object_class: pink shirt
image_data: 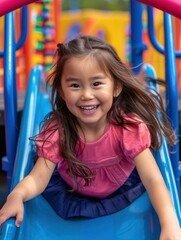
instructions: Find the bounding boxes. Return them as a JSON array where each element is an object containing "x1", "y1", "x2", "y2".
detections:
[{"x1": 36, "y1": 118, "x2": 150, "y2": 199}]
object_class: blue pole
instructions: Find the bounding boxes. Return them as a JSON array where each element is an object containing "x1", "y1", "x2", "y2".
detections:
[
  {"x1": 0, "y1": 6, "x2": 28, "y2": 57},
  {"x1": 147, "y1": 6, "x2": 181, "y2": 57},
  {"x1": 130, "y1": 0, "x2": 147, "y2": 74},
  {"x1": 164, "y1": 13, "x2": 180, "y2": 193},
  {"x1": 4, "y1": 12, "x2": 18, "y2": 191},
  {"x1": 16, "y1": 6, "x2": 28, "y2": 50}
]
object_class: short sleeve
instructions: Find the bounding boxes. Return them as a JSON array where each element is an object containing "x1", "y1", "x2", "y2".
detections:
[
  {"x1": 121, "y1": 121, "x2": 151, "y2": 159},
  {"x1": 35, "y1": 128, "x2": 61, "y2": 164}
]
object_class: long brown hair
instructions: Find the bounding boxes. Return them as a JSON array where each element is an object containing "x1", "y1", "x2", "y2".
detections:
[{"x1": 36, "y1": 35, "x2": 176, "y2": 187}]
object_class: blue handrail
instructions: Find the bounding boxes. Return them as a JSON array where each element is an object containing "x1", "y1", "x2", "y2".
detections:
[
  {"x1": 147, "y1": 6, "x2": 181, "y2": 57},
  {"x1": 164, "y1": 12, "x2": 180, "y2": 193},
  {"x1": 0, "y1": 65, "x2": 45, "y2": 239},
  {"x1": 0, "y1": 6, "x2": 28, "y2": 57},
  {"x1": 2, "y1": 6, "x2": 28, "y2": 191},
  {"x1": 144, "y1": 64, "x2": 181, "y2": 220},
  {"x1": 130, "y1": 1, "x2": 180, "y2": 194},
  {"x1": 3, "y1": 12, "x2": 18, "y2": 191},
  {"x1": 12, "y1": 65, "x2": 44, "y2": 188},
  {"x1": 16, "y1": 6, "x2": 28, "y2": 50}
]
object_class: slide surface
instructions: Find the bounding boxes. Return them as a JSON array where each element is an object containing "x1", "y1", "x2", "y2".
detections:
[{"x1": 0, "y1": 65, "x2": 180, "y2": 240}]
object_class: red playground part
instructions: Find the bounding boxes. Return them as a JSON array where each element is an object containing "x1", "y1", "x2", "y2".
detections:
[
  {"x1": 136, "y1": 0, "x2": 181, "y2": 19},
  {"x1": 0, "y1": 0, "x2": 39, "y2": 16}
]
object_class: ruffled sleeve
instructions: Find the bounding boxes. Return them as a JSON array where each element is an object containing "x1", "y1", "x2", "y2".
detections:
[
  {"x1": 35, "y1": 127, "x2": 61, "y2": 164},
  {"x1": 121, "y1": 121, "x2": 151, "y2": 159}
]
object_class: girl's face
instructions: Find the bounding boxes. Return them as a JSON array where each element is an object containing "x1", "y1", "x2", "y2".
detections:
[{"x1": 60, "y1": 56, "x2": 121, "y2": 130}]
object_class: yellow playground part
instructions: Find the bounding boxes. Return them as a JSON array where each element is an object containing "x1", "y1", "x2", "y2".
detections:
[
  {"x1": 59, "y1": 10, "x2": 165, "y2": 79},
  {"x1": 59, "y1": 10, "x2": 129, "y2": 61}
]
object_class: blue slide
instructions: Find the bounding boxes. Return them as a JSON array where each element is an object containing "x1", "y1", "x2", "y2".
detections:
[{"x1": 0, "y1": 65, "x2": 180, "y2": 240}]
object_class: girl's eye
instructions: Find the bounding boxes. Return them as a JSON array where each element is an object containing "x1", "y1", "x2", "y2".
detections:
[
  {"x1": 70, "y1": 83, "x2": 80, "y2": 88},
  {"x1": 93, "y1": 82, "x2": 102, "y2": 87}
]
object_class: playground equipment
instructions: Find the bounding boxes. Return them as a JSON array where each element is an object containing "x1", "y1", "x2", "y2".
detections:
[
  {"x1": 133, "y1": 0, "x2": 181, "y2": 190},
  {"x1": 0, "y1": 7, "x2": 29, "y2": 191},
  {"x1": 0, "y1": 8, "x2": 29, "y2": 91},
  {"x1": 0, "y1": 0, "x2": 180, "y2": 239},
  {"x1": 0, "y1": 0, "x2": 61, "y2": 91},
  {"x1": 1, "y1": 1, "x2": 180, "y2": 90}
]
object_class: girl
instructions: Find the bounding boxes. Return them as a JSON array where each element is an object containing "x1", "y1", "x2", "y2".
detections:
[{"x1": 0, "y1": 35, "x2": 180, "y2": 239}]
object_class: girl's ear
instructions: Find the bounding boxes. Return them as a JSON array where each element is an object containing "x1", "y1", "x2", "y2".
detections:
[{"x1": 113, "y1": 84, "x2": 122, "y2": 98}]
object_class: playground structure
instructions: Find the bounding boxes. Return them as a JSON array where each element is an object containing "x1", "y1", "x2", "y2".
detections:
[
  {"x1": 0, "y1": 0, "x2": 60, "y2": 91},
  {"x1": 1, "y1": 2, "x2": 181, "y2": 91},
  {"x1": 0, "y1": 0, "x2": 181, "y2": 239}
]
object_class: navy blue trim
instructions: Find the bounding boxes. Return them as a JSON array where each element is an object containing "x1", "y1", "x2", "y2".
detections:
[{"x1": 42, "y1": 168, "x2": 145, "y2": 219}]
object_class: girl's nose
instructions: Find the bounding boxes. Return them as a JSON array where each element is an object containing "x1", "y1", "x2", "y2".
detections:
[{"x1": 80, "y1": 88, "x2": 94, "y2": 100}]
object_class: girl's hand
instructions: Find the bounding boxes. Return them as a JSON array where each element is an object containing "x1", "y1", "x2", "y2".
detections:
[
  {"x1": 0, "y1": 192, "x2": 24, "y2": 227},
  {"x1": 134, "y1": 149, "x2": 181, "y2": 240},
  {"x1": 0, "y1": 158, "x2": 56, "y2": 228},
  {"x1": 160, "y1": 224, "x2": 181, "y2": 240}
]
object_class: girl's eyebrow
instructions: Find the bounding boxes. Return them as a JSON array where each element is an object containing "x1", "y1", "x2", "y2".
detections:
[
  {"x1": 64, "y1": 77, "x2": 80, "y2": 82},
  {"x1": 89, "y1": 75, "x2": 105, "y2": 80},
  {"x1": 64, "y1": 74, "x2": 105, "y2": 82}
]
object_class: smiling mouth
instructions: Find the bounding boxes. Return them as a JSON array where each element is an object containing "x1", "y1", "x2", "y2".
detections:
[{"x1": 80, "y1": 105, "x2": 99, "y2": 112}]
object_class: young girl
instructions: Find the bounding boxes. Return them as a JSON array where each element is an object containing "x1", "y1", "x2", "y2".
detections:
[{"x1": 0, "y1": 35, "x2": 180, "y2": 239}]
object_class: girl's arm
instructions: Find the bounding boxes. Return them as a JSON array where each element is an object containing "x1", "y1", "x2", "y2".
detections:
[
  {"x1": 0, "y1": 157, "x2": 56, "y2": 227},
  {"x1": 134, "y1": 148, "x2": 181, "y2": 240}
]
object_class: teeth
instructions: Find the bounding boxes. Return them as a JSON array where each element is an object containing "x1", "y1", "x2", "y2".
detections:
[{"x1": 80, "y1": 106, "x2": 97, "y2": 111}]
